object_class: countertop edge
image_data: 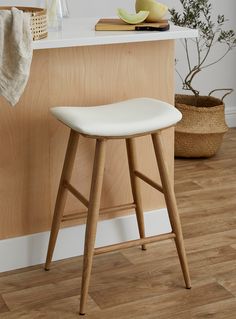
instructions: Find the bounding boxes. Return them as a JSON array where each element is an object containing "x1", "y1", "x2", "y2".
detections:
[{"x1": 32, "y1": 18, "x2": 198, "y2": 50}]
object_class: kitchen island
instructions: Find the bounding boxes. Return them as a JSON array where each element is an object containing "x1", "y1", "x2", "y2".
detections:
[{"x1": 0, "y1": 18, "x2": 197, "y2": 268}]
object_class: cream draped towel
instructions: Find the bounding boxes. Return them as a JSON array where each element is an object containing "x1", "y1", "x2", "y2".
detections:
[{"x1": 0, "y1": 7, "x2": 33, "y2": 106}]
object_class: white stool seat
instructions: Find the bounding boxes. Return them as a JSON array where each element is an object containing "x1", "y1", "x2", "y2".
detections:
[
  {"x1": 46, "y1": 97, "x2": 191, "y2": 315},
  {"x1": 51, "y1": 98, "x2": 182, "y2": 137}
]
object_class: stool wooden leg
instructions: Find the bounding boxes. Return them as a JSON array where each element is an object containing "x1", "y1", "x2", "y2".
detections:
[
  {"x1": 80, "y1": 139, "x2": 107, "y2": 315},
  {"x1": 152, "y1": 132, "x2": 191, "y2": 289},
  {"x1": 45, "y1": 130, "x2": 79, "y2": 271},
  {"x1": 126, "y1": 138, "x2": 146, "y2": 250}
]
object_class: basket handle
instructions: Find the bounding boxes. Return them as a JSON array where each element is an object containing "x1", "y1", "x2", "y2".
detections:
[{"x1": 208, "y1": 88, "x2": 234, "y2": 102}]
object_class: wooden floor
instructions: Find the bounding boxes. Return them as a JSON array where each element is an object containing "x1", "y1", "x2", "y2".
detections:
[{"x1": 0, "y1": 129, "x2": 236, "y2": 318}]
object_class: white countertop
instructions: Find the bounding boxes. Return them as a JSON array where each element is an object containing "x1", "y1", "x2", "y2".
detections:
[{"x1": 32, "y1": 18, "x2": 198, "y2": 50}]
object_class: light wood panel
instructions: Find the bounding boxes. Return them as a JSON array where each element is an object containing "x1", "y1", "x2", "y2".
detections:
[
  {"x1": 0, "y1": 40, "x2": 175, "y2": 239},
  {"x1": 0, "y1": 129, "x2": 235, "y2": 318},
  {"x1": 0, "y1": 49, "x2": 51, "y2": 239}
]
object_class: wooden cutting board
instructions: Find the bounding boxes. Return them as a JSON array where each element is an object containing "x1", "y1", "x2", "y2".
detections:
[{"x1": 95, "y1": 18, "x2": 170, "y2": 31}]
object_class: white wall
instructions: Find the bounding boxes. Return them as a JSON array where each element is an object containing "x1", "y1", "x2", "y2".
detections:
[{"x1": 1, "y1": 0, "x2": 235, "y2": 122}]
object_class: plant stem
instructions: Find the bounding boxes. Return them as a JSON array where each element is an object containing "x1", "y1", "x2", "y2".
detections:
[
  {"x1": 176, "y1": 68, "x2": 184, "y2": 83},
  {"x1": 199, "y1": 34, "x2": 215, "y2": 67},
  {"x1": 185, "y1": 39, "x2": 192, "y2": 72},
  {"x1": 201, "y1": 47, "x2": 231, "y2": 69},
  {"x1": 196, "y1": 39, "x2": 201, "y2": 65}
]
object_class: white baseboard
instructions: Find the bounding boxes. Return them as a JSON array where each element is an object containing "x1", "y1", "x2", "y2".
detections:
[
  {"x1": 225, "y1": 106, "x2": 236, "y2": 128},
  {"x1": 0, "y1": 208, "x2": 170, "y2": 273}
]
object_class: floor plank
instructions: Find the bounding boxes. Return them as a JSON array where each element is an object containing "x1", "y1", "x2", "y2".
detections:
[
  {"x1": 0, "y1": 296, "x2": 8, "y2": 314},
  {"x1": 190, "y1": 298, "x2": 236, "y2": 319},
  {"x1": 0, "y1": 252, "x2": 131, "y2": 295},
  {"x1": 87, "y1": 282, "x2": 233, "y2": 318}
]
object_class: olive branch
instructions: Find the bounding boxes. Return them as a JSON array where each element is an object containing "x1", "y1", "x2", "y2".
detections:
[{"x1": 169, "y1": 0, "x2": 236, "y2": 100}]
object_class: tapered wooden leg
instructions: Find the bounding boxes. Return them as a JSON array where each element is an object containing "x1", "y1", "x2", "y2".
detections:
[
  {"x1": 79, "y1": 139, "x2": 107, "y2": 315},
  {"x1": 152, "y1": 132, "x2": 191, "y2": 289},
  {"x1": 45, "y1": 130, "x2": 79, "y2": 271},
  {"x1": 126, "y1": 138, "x2": 146, "y2": 250}
]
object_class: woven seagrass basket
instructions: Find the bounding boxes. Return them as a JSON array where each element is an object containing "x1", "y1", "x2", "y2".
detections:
[
  {"x1": 175, "y1": 94, "x2": 228, "y2": 158},
  {"x1": 0, "y1": 6, "x2": 47, "y2": 40}
]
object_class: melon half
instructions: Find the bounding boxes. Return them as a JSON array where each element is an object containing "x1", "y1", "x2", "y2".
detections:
[
  {"x1": 135, "y1": 0, "x2": 168, "y2": 22},
  {"x1": 117, "y1": 8, "x2": 149, "y2": 24}
]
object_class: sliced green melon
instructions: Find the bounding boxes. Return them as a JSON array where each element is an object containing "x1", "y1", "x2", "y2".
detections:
[
  {"x1": 136, "y1": 0, "x2": 168, "y2": 22},
  {"x1": 117, "y1": 8, "x2": 149, "y2": 24}
]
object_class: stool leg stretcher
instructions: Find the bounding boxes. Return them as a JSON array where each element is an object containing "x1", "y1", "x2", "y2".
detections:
[
  {"x1": 45, "y1": 129, "x2": 191, "y2": 315},
  {"x1": 94, "y1": 232, "x2": 176, "y2": 255}
]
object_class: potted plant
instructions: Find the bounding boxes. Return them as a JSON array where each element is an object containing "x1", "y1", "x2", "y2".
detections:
[{"x1": 169, "y1": 0, "x2": 236, "y2": 157}]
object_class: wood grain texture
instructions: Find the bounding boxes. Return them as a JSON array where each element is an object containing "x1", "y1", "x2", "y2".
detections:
[
  {"x1": 0, "y1": 296, "x2": 8, "y2": 314},
  {"x1": 95, "y1": 18, "x2": 169, "y2": 31},
  {"x1": 0, "y1": 49, "x2": 51, "y2": 239},
  {"x1": 152, "y1": 132, "x2": 191, "y2": 289},
  {"x1": 45, "y1": 130, "x2": 79, "y2": 270},
  {"x1": 0, "y1": 40, "x2": 175, "y2": 239},
  {"x1": 80, "y1": 139, "x2": 107, "y2": 314},
  {"x1": 126, "y1": 138, "x2": 146, "y2": 250},
  {"x1": 0, "y1": 129, "x2": 235, "y2": 318}
]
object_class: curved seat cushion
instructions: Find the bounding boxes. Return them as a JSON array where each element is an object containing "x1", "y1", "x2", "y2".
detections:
[{"x1": 51, "y1": 98, "x2": 182, "y2": 137}]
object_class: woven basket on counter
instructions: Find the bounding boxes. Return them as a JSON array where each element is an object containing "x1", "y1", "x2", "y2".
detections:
[
  {"x1": 175, "y1": 94, "x2": 228, "y2": 158},
  {"x1": 0, "y1": 6, "x2": 47, "y2": 40}
]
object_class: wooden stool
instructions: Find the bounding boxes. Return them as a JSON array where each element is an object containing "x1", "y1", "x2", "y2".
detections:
[{"x1": 45, "y1": 98, "x2": 191, "y2": 315}]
